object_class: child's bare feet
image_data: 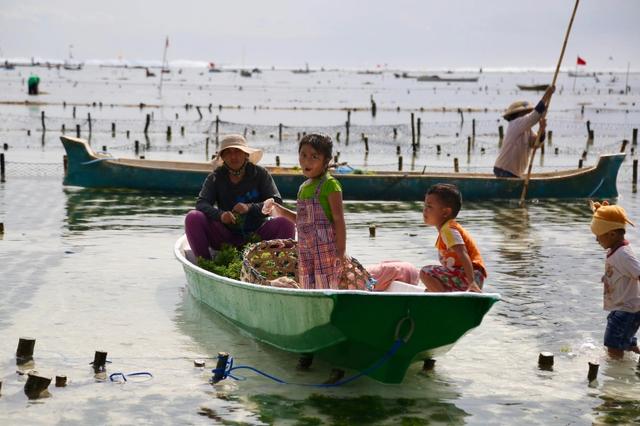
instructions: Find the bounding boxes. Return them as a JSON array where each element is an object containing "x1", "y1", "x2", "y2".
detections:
[
  {"x1": 607, "y1": 347, "x2": 624, "y2": 359},
  {"x1": 467, "y1": 282, "x2": 482, "y2": 293}
]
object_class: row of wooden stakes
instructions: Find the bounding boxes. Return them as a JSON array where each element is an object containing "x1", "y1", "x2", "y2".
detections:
[{"x1": 4, "y1": 337, "x2": 109, "y2": 400}]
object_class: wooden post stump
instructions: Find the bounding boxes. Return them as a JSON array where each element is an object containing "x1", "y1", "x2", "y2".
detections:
[
  {"x1": 369, "y1": 224, "x2": 376, "y2": 238},
  {"x1": 422, "y1": 359, "x2": 436, "y2": 372},
  {"x1": 55, "y1": 375, "x2": 67, "y2": 387},
  {"x1": 24, "y1": 374, "x2": 51, "y2": 399},
  {"x1": 538, "y1": 352, "x2": 554, "y2": 370},
  {"x1": 92, "y1": 350, "x2": 108, "y2": 373},
  {"x1": 212, "y1": 352, "x2": 229, "y2": 384},
  {"x1": 454, "y1": 158, "x2": 459, "y2": 173},
  {"x1": 16, "y1": 337, "x2": 35, "y2": 365},
  {"x1": 587, "y1": 362, "x2": 599, "y2": 382}
]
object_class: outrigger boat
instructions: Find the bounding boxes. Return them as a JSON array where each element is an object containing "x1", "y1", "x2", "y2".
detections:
[
  {"x1": 60, "y1": 136, "x2": 625, "y2": 201},
  {"x1": 175, "y1": 235, "x2": 500, "y2": 384}
]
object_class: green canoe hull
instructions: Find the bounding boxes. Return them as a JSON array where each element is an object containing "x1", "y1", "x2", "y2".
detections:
[
  {"x1": 61, "y1": 136, "x2": 624, "y2": 201},
  {"x1": 175, "y1": 236, "x2": 499, "y2": 384}
]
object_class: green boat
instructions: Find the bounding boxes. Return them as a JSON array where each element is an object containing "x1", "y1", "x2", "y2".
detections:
[
  {"x1": 175, "y1": 236, "x2": 500, "y2": 384},
  {"x1": 61, "y1": 135, "x2": 625, "y2": 201}
]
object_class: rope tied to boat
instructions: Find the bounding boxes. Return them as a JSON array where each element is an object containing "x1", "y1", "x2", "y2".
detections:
[
  {"x1": 394, "y1": 315, "x2": 415, "y2": 343},
  {"x1": 109, "y1": 371, "x2": 153, "y2": 383},
  {"x1": 210, "y1": 314, "x2": 413, "y2": 387}
]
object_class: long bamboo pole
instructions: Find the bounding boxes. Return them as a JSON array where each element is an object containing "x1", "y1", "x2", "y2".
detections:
[{"x1": 519, "y1": 0, "x2": 580, "y2": 206}]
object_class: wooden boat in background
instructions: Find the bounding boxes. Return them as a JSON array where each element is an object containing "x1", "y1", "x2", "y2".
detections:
[
  {"x1": 175, "y1": 235, "x2": 500, "y2": 384},
  {"x1": 60, "y1": 136, "x2": 625, "y2": 201},
  {"x1": 517, "y1": 84, "x2": 549, "y2": 91},
  {"x1": 417, "y1": 75, "x2": 479, "y2": 83}
]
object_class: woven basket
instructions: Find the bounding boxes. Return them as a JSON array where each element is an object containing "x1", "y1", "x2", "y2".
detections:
[
  {"x1": 241, "y1": 239, "x2": 375, "y2": 291},
  {"x1": 241, "y1": 239, "x2": 298, "y2": 286}
]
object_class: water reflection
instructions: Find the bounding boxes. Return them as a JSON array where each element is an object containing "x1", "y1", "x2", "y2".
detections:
[
  {"x1": 175, "y1": 290, "x2": 470, "y2": 424},
  {"x1": 592, "y1": 360, "x2": 640, "y2": 424},
  {"x1": 63, "y1": 187, "x2": 193, "y2": 232}
]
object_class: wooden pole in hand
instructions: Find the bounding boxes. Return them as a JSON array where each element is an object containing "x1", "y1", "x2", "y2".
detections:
[{"x1": 519, "y1": 0, "x2": 580, "y2": 206}]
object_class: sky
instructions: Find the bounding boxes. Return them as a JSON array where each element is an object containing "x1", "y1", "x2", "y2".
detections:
[{"x1": 1, "y1": 0, "x2": 639, "y2": 70}]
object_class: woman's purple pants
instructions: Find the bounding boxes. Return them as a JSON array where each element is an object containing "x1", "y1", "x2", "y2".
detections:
[{"x1": 184, "y1": 210, "x2": 295, "y2": 259}]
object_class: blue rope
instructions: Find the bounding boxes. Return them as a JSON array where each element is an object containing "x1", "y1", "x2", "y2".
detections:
[
  {"x1": 109, "y1": 371, "x2": 153, "y2": 382},
  {"x1": 210, "y1": 339, "x2": 404, "y2": 387}
]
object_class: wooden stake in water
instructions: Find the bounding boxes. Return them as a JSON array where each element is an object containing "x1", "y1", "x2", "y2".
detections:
[
  {"x1": 41, "y1": 111, "x2": 46, "y2": 132},
  {"x1": 212, "y1": 352, "x2": 229, "y2": 384},
  {"x1": 538, "y1": 352, "x2": 554, "y2": 370},
  {"x1": 633, "y1": 128, "x2": 638, "y2": 146},
  {"x1": 346, "y1": 110, "x2": 351, "y2": 144},
  {"x1": 144, "y1": 114, "x2": 150, "y2": 135},
  {"x1": 0, "y1": 153, "x2": 5, "y2": 183},
  {"x1": 16, "y1": 337, "x2": 35, "y2": 365},
  {"x1": 278, "y1": 123, "x2": 283, "y2": 141},
  {"x1": 454, "y1": 158, "x2": 459, "y2": 173},
  {"x1": 92, "y1": 350, "x2": 108, "y2": 373},
  {"x1": 410, "y1": 113, "x2": 416, "y2": 148},
  {"x1": 24, "y1": 374, "x2": 51, "y2": 400},
  {"x1": 587, "y1": 362, "x2": 599, "y2": 382},
  {"x1": 520, "y1": 0, "x2": 580, "y2": 206}
]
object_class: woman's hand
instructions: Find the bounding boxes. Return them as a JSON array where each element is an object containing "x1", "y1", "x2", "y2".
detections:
[
  {"x1": 220, "y1": 211, "x2": 236, "y2": 225},
  {"x1": 232, "y1": 203, "x2": 249, "y2": 215}
]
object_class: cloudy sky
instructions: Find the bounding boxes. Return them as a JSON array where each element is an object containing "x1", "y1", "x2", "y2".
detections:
[{"x1": 1, "y1": 0, "x2": 638, "y2": 70}]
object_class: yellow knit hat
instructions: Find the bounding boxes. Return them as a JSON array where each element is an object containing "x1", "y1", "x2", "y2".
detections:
[{"x1": 590, "y1": 201, "x2": 635, "y2": 236}]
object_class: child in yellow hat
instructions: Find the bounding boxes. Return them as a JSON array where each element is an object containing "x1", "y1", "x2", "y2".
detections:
[{"x1": 590, "y1": 201, "x2": 640, "y2": 359}]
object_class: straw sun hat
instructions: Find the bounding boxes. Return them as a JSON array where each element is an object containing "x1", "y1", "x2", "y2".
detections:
[
  {"x1": 503, "y1": 101, "x2": 534, "y2": 119},
  {"x1": 213, "y1": 134, "x2": 263, "y2": 167}
]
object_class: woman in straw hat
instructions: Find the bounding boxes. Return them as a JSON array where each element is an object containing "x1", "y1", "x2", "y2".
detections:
[
  {"x1": 493, "y1": 85, "x2": 554, "y2": 178},
  {"x1": 185, "y1": 134, "x2": 295, "y2": 259}
]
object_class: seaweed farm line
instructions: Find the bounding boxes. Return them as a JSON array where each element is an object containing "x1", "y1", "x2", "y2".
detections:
[{"x1": 0, "y1": 66, "x2": 640, "y2": 424}]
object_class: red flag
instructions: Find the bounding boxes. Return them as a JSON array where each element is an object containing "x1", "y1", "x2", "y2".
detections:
[{"x1": 577, "y1": 56, "x2": 586, "y2": 66}]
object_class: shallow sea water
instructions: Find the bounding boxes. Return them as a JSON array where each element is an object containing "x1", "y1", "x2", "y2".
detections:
[{"x1": 0, "y1": 66, "x2": 639, "y2": 424}]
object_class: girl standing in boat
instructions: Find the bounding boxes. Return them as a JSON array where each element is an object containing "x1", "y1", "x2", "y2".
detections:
[
  {"x1": 184, "y1": 134, "x2": 295, "y2": 259},
  {"x1": 264, "y1": 133, "x2": 347, "y2": 289}
]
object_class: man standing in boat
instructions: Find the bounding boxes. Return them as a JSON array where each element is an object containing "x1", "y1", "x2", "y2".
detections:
[
  {"x1": 493, "y1": 85, "x2": 554, "y2": 178},
  {"x1": 184, "y1": 135, "x2": 295, "y2": 259}
]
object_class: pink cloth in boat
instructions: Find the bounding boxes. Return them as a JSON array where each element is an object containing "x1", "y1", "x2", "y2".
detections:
[{"x1": 366, "y1": 261, "x2": 420, "y2": 292}]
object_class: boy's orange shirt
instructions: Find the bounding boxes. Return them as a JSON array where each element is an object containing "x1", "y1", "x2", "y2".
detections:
[{"x1": 435, "y1": 219, "x2": 487, "y2": 277}]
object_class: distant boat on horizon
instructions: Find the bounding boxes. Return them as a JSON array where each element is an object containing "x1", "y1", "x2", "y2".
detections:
[
  {"x1": 568, "y1": 71, "x2": 594, "y2": 78},
  {"x1": 292, "y1": 62, "x2": 314, "y2": 74},
  {"x1": 416, "y1": 74, "x2": 479, "y2": 83},
  {"x1": 516, "y1": 83, "x2": 549, "y2": 91}
]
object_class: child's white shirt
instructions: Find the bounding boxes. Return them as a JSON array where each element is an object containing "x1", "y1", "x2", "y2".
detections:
[{"x1": 603, "y1": 243, "x2": 640, "y2": 312}]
